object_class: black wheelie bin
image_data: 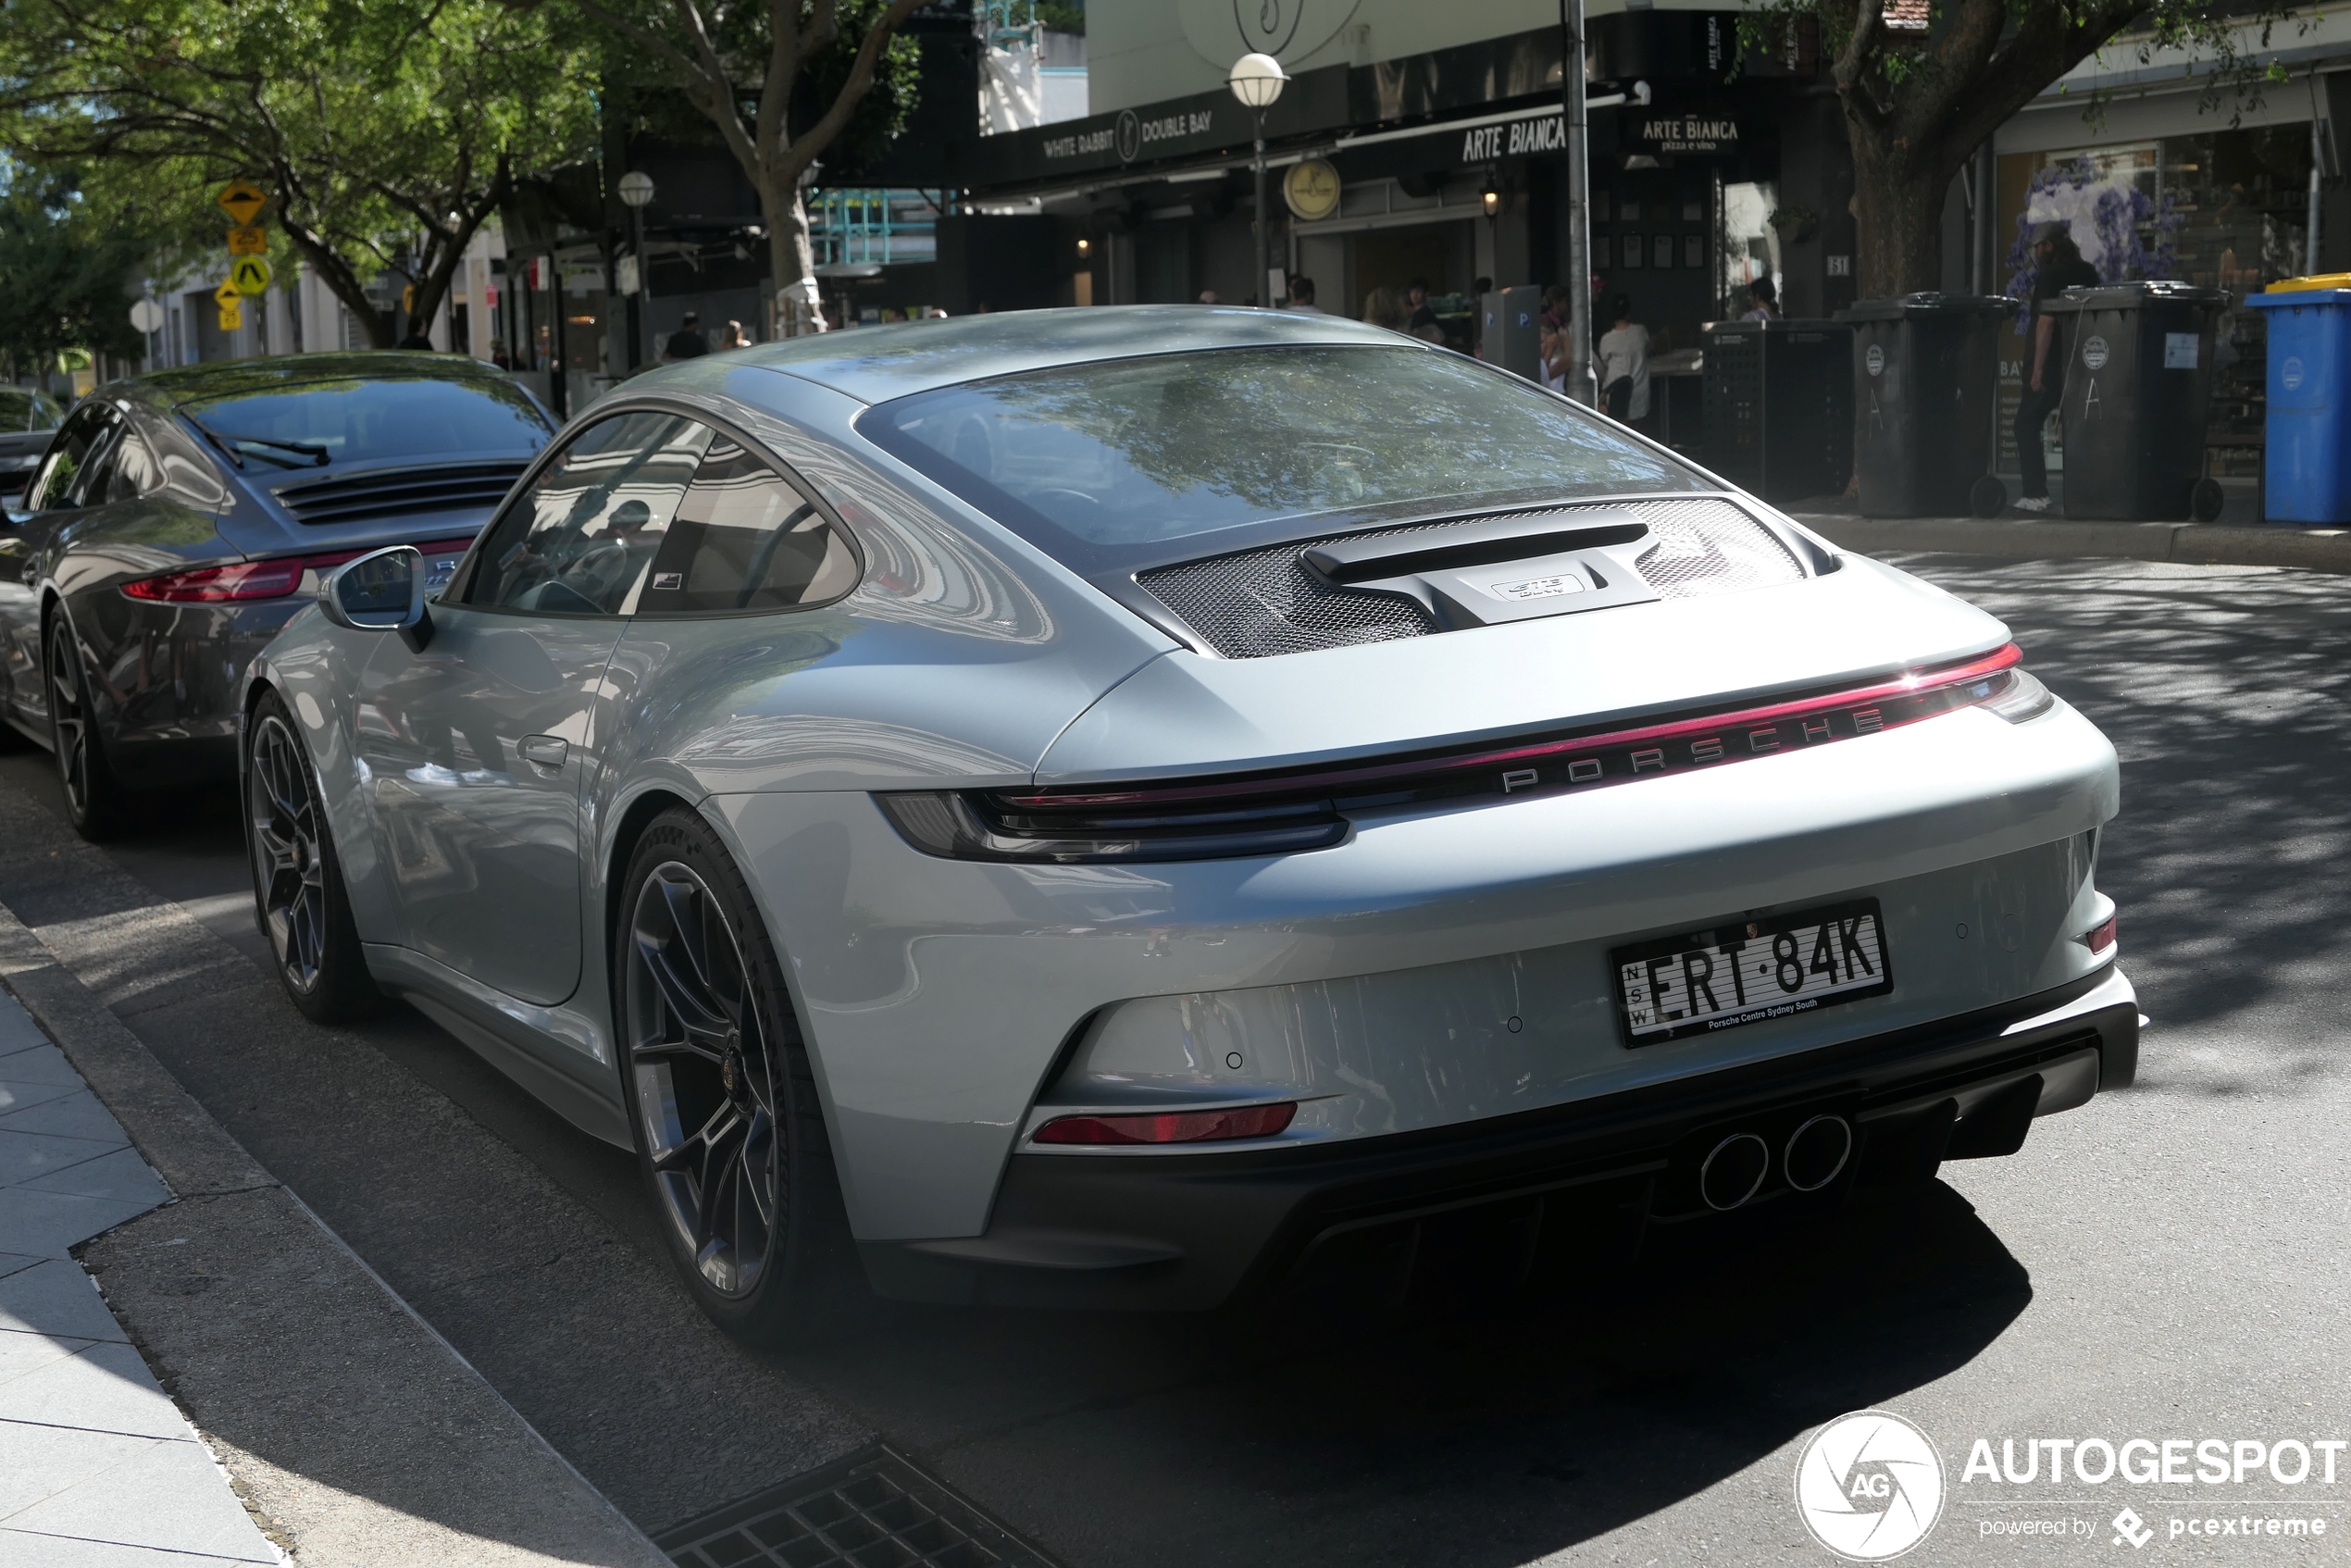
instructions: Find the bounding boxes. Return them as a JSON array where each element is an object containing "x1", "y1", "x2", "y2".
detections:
[
  {"x1": 1837, "y1": 293, "x2": 2018, "y2": 517},
  {"x1": 2041, "y1": 280, "x2": 2231, "y2": 520}
]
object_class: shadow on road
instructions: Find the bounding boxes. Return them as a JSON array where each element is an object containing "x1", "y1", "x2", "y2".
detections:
[{"x1": 780, "y1": 1181, "x2": 2028, "y2": 1567}]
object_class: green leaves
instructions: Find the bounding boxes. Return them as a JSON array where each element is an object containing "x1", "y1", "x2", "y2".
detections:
[
  {"x1": 0, "y1": 0, "x2": 599, "y2": 345},
  {"x1": 0, "y1": 168, "x2": 149, "y2": 372}
]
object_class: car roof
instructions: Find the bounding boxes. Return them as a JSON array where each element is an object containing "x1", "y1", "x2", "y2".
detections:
[
  {"x1": 120, "y1": 352, "x2": 519, "y2": 411},
  {"x1": 722, "y1": 305, "x2": 1428, "y2": 405}
]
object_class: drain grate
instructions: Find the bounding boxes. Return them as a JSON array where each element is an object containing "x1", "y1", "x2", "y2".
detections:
[{"x1": 654, "y1": 1445, "x2": 1060, "y2": 1568}]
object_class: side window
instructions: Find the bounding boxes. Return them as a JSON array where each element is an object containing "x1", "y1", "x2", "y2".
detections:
[
  {"x1": 106, "y1": 430, "x2": 155, "y2": 503},
  {"x1": 27, "y1": 407, "x2": 109, "y2": 511},
  {"x1": 462, "y1": 410, "x2": 712, "y2": 615},
  {"x1": 624, "y1": 436, "x2": 860, "y2": 616}
]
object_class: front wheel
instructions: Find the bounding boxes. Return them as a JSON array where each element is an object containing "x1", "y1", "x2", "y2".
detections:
[
  {"x1": 616, "y1": 809, "x2": 847, "y2": 1343},
  {"x1": 245, "y1": 691, "x2": 377, "y2": 1022}
]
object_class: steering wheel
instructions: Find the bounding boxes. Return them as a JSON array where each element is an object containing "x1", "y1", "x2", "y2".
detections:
[{"x1": 1033, "y1": 487, "x2": 1102, "y2": 514}]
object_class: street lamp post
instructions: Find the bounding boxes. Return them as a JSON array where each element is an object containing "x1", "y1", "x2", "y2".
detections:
[
  {"x1": 1228, "y1": 53, "x2": 1288, "y2": 308},
  {"x1": 1558, "y1": 0, "x2": 1598, "y2": 405},
  {"x1": 617, "y1": 169, "x2": 656, "y2": 369}
]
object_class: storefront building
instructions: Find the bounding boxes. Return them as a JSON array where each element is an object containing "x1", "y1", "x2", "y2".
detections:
[
  {"x1": 954, "y1": 0, "x2": 1857, "y2": 379},
  {"x1": 1992, "y1": 12, "x2": 2351, "y2": 479}
]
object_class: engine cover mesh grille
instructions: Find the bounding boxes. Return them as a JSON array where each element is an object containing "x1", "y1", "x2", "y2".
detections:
[{"x1": 1136, "y1": 497, "x2": 1804, "y2": 659}]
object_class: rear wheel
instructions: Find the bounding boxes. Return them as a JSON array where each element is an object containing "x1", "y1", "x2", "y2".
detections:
[
  {"x1": 245, "y1": 691, "x2": 377, "y2": 1022},
  {"x1": 46, "y1": 614, "x2": 125, "y2": 840},
  {"x1": 616, "y1": 809, "x2": 846, "y2": 1342}
]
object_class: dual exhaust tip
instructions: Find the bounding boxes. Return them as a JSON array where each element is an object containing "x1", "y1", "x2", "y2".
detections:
[{"x1": 1698, "y1": 1114, "x2": 1852, "y2": 1212}]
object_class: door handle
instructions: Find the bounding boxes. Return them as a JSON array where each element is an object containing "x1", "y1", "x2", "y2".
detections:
[{"x1": 517, "y1": 734, "x2": 568, "y2": 771}]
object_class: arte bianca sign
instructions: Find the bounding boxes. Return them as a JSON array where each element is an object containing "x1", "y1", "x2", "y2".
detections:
[
  {"x1": 1634, "y1": 112, "x2": 1742, "y2": 155},
  {"x1": 1460, "y1": 113, "x2": 1570, "y2": 163},
  {"x1": 1457, "y1": 107, "x2": 1742, "y2": 166}
]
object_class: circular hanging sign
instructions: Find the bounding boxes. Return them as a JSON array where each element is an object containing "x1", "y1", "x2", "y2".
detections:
[
  {"x1": 1177, "y1": 0, "x2": 1359, "y2": 69},
  {"x1": 2082, "y1": 334, "x2": 2109, "y2": 370},
  {"x1": 1284, "y1": 158, "x2": 1341, "y2": 222},
  {"x1": 1864, "y1": 344, "x2": 1885, "y2": 377}
]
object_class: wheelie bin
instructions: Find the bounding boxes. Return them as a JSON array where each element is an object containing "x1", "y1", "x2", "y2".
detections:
[
  {"x1": 2244, "y1": 274, "x2": 2351, "y2": 523},
  {"x1": 1836, "y1": 293, "x2": 2018, "y2": 517},
  {"x1": 1701, "y1": 319, "x2": 1853, "y2": 503},
  {"x1": 2041, "y1": 280, "x2": 2230, "y2": 521}
]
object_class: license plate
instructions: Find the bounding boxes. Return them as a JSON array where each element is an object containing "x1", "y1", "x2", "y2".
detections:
[{"x1": 1612, "y1": 899, "x2": 1893, "y2": 1045}]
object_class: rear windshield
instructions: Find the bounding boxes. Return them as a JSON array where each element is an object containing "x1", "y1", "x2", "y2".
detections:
[
  {"x1": 180, "y1": 375, "x2": 551, "y2": 470},
  {"x1": 858, "y1": 344, "x2": 1707, "y2": 573},
  {"x1": 0, "y1": 389, "x2": 62, "y2": 432}
]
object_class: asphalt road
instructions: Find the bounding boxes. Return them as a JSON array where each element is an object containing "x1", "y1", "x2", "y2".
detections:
[{"x1": 5, "y1": 552, "x2": 2348, "y2": 1567}]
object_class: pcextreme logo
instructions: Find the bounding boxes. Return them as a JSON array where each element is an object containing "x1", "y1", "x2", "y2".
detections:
[{"x1": 1797, "y1": 1410, "x2": 1947, "y2": 1561}]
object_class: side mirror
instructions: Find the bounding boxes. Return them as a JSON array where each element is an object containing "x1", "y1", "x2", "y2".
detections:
[{"x1": 320, "y1": 545, "x2": 433, "y2": 652}]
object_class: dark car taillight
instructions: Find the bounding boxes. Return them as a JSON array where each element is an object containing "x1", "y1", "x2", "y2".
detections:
[
  {"x1": 1032, "y1": 1102, "x2": 1298, "y2": 1145},
  {"x1": 874, "y1": 790, "x2": 1347, "y2": 865},
  {"x1": 121, "y1": 536, "x2": 474, "y2": 604}
]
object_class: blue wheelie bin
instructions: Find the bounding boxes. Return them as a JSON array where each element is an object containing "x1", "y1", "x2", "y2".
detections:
[{"x1": 2245, "y1": 274, "x2": 2351, "y2": 523}]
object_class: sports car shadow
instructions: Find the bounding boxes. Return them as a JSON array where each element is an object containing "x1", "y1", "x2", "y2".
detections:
[{"x1": 783, "y1": 1177, "x2": 2027, "y2": 1567}]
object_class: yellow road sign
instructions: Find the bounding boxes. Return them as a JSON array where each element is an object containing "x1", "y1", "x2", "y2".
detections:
[
  {"x1": 230, "y1": 256, "x2": 272, "y2": 295},
  {"x1": 217, "y1": 180, "x2": 267, "y2": 225},
  {"x1": 213, "y1": 281, "x2": 243, "y2": 309},
  {"x1": 218, "y1": 305, "x2": 244, "y2": 332},
  {"x1": 227, "y1": 224, "x2": 267, "y2": 256}
]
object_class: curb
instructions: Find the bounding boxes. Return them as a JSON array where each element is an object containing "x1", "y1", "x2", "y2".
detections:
[
  {"x1": 0, "y1": 901, "x2": 674, "y2": 1568},
  {"x1": 1789, "y1": 511, "x2": 2351, "y2": 573}
]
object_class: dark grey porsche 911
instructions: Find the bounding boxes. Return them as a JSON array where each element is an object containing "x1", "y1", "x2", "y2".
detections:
[{"x1": 0, "y1": 354, "x2": 553, "y2": 837}]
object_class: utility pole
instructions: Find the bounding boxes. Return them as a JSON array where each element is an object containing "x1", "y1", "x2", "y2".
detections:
[{"x1": 1559, "y1": 0, "x2": 1597, "y2": 404}]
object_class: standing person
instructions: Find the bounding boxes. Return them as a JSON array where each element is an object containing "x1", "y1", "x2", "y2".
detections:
[
  {"x1": 1198, "y1": 289, "x2": 1221, "y2": 305},
  {"x1": 661, "y1": 311, "x2": 709, "y2": 362},
  {"x1": 1362, "y1": 285, "x2": 1409, "y2": 331},
  {"x1": 2013, "y1": 221, "x2": 2100, "y2": 513},
  {"x1": 715, "y1": 319, "x2": 748, "y2": 350},
  {"x1": 1596, "y1": 294, "x2": 1650, "y2": 424},
  {"x1": 1741, "y1": 277, "x2": 1782, "y2": 322},
  {"x1": 1286, "y1": 275, "x2": 1325, "y2": 314},
  {"x1": 397, "y1": 319, "x2": 435, "y2": 351},
  {"x1": 1403, "y1": 279, "x2": 1444, "y2": 342}
]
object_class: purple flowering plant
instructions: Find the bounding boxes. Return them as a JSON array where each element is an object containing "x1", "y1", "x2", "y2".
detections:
[{"x1": 2004, "y1": 157, "x2": 2183, "y2": 327}]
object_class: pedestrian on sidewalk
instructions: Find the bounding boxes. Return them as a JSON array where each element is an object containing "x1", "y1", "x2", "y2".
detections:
[
  {"x1": 661, "y1": 312, "x2": 709, "y2": 362},
  {"x1": 1598, "y1": 294, "x2": 1650, "y2": 425},
  {"x1": 1740, "y1": 277, "x2": 1781, "y2": 322},
  {"x1": 2013, "y1": 221, "x2": 2099, "y2": 513}
]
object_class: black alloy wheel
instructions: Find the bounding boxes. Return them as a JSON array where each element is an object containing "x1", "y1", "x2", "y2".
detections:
[
  {"x1": 244, "y1": 691, "x2": 375, "y2": 1022},
  {"x1": 619, "y1": 810, "x2": 844, "y2": 1339},
  {"x1": 45, "y1": 614, "x2": 123, "y2": 840}
]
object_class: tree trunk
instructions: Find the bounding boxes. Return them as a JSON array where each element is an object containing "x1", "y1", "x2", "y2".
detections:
[
  {"x1": 762, "y1": 177, "x2": 825, "y2": 336},
  {"x1": 278, "y1": 220, "x2": 394, "y2": 348},
  {"x1": 1848, "y1": 131, "x2": 1959, "y2": 298}
]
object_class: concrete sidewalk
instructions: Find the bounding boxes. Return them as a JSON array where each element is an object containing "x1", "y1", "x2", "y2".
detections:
[
  {"x1": 1787, "y1": 496, "x2": 2351, "y2": 574},
  {"x1": 0, "y1": 904, "x2": 673, "y2": 1568},
  {"x1": 0, "y1": 986, "x2": 282, "y2": 1565}
]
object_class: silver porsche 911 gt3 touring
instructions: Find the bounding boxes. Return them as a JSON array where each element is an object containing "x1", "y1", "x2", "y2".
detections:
[{"x1": 242, "y1": 307, "x2": 2133, "y2": 1338}]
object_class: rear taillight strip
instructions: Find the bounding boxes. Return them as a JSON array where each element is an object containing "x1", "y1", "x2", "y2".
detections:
[{"x1": 1004, "y1": 643, "x2": 2027, "y2": 814}]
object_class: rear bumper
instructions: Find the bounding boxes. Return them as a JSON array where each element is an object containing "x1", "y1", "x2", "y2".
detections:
[{"x1": 857, "y1": 964, "x2": 2138, "y2": 1311}]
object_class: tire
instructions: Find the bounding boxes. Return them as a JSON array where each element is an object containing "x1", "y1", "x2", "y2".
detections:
[
  {"x1": 616, "y1": 808, "x2": 849, "y2": 1343},
  {"x1": 1969, "y1": 475, "x2": 2009, "y2": 519},
  {"x1": 45, "y1": 612, "x2": 126, "y2": 840},
  {"x1": 244, "y1": 691, "x2": 378, "y2": 1022},
  {"x1": 2191, "y1": 477, "x2": 2226, "y2": 522}
]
